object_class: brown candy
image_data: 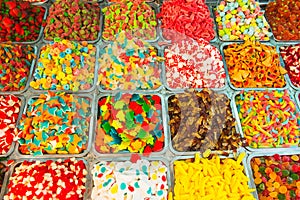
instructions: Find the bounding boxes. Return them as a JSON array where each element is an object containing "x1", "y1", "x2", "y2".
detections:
[{"x1": 168, "y1": 89, "x2": 244, "y2": 152}]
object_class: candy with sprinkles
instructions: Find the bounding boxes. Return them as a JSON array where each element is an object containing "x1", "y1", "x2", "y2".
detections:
[
  {"x1": 95, "y1": 93, "x2": 164, "y2": 154},
  {"x1": 92, "y1": 159, "x2": 168, "y2": 200},
  {"x1": 4, "y1": 158, "x2": 87, "y2": 200},
  {"x1": 17, "y1": 92, "x2": 91, "y2": 155}
]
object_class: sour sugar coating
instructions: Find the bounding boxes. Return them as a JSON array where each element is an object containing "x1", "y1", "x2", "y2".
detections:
[
  {"x1": 17, "y1": 92, "x2": 91, "y2": 156},
  {"x1": 224, "y1": 40, "x2": 287, "y2": 88},
  {"x1": 0, "y1": 44, "x2": 35, "y2": 92},
  {"x1": 280, "y1": 44, "x2": 300, "y2": 88},
  {"x1": 157, "y1": 0, "x2": 215, "y2": 43},
  {"x1": 102, "y1": 0, "x2": 157, "y2": 41},
  {"x1": 98, "y1": 31, "x2": 162, "y2": 91},
  {"x1": 4, "y1": 158, "x2": 87, "y2": 200},
  {"x1": 92, "y1": 159, "x2": 168, "y2": 200},
  {"x1": 266, "y1": 0, "x2": 300, "y2": 41},
  {"x1": 165, "y1": 39, "x2": 225, "y2": 89},
  {"x1": 215, "y1": 0, "x2": 272, "y2": 41},
  {"x1": 251, "y1": 154, "x2": 300, "y2": 199},
  {"x1": 0, "y1": 95, "x2": 21, "y2": 155},
  {"x1": 168, "y1": 89, "x2": 244, "y2": 152},
  {"x1": 30, "y1": 40, "x2": 96, "y2": 92},
  {"x1": 0, "y1": 0, "x2": 45, "y2": 42},
  {"x1": 44, "y1": 0, "x2": 100, "y2": 41},
  {"x1": 170, "y1": 152, "x2": 255, "y2": 200},
  {"x1": 235, "y1": 90, "x2": 300, "y2": 148},
  {"x1": 96, "y1": 93, "x2": 164, "y2": 154}
]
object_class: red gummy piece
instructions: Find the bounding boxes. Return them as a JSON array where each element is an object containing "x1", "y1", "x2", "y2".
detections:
[
  {"x1": 273, "y1": 154, "x2": 281, "y2": 161},
  {"x1": 152, "y1": 141, "x2": 163, "y2": 152},
  {"x1": 130, "y1": 153, "x2": 141, "y2": 163},
  {"x1": 292, "y1": 164, "x2": 299, "y2": 173},
  {"x1": 129, "y1": 101, "x2": 143, "y2": 114},
  {"x1": 152, "y1": 95, "x2": 161, "y2": 105},
  {"x1": 5, "y1": 1, "x2": 17, "y2": 9},
  {"x1": 282, "y1": 156, "x2": 291, "y2": 162},
  {"x1": 143, "y1": 145, "x2": 152, "y2": 156},
  {"x1": 2, "y1": 17, "x2": 13, "y2": 28},
  {"x1": 128, "y1": 185, "x2": 135, "y2": 192}
]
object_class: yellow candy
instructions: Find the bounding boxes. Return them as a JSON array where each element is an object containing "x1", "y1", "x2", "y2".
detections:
[{"x1": 218, "y1": 4, "x2": 225, "y2": 11}]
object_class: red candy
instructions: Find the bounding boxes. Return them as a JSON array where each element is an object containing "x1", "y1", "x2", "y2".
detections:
[
  {"x1": 157, "y1": 0, "x2": 215, "y2": 42},
  {"x1": 0, "y1": 95, "x2": 21, "y2": 155}
]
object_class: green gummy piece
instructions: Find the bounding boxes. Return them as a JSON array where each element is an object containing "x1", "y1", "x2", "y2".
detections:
[
  {"x1": 64, "y1": 12, "x2": 68, "y2": 16},
  {"x1": 274, "y1": 167, "x2": 280, "y2": 172},
  {"x1": 137, "y1": 129, "x2": 147, "y2": 139},
  {"x1": 115, "y1": 9, "x2": 120, "y2": 15},
  {"x1": 50, "y1": 18, "x2": 55, "y2": 24},
  {"x1": 142, "y1": 104, "x2": 150, "y2": 112},
  {"x1": 150, "y1": 21, "x2": 157, "y2": 26},
  {"x1": 138, "y1": 15, "x2": 144, "y2": 22},
  {"x1": 102, "y1": 122, "x2": 111, "y2": 132},
  {"x1": 291, "y1": 173, "x2": 299, "y2": 180},
  {"x1": 146, "y1": 135, "x2": 154, "y2": 145},
  {"x1": 127, "y1": 2, "x2": 133, "y2": 8},
  {"x1": 114, "y1": 101, "x2": 126, "y2": 109},
  {"x1": 277, "y1": 194, "x2": 286, "y2": 200},
  {"x1": 258, "y1": 183, "x2": 265, "y2": 191},
  {"x1": 282, "y1": 169, "x2": 290, "y2": 177},
  {"x1": 290, "y1": 190, "x2": 296, "y2": 198},
  {"x1": 219, "y1": 30, "x2": 225, "y2": 36}
]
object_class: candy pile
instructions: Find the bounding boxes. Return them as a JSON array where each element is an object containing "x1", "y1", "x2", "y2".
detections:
[
  {"x1": 164, "y1": 39, "x2": 225, "y2": 89},
  {"x1": 0, "y1": 0, "x2": 45, "y2": 42},
  {"x1": 102, "y1": 0, "x2": 157, "y2": 41},
  {"x1": 18, "y1": 92, "x2": 91, "y2": 156},
  {"x1": 30, "y1": 40, "x2": 96, "y2": 91},
  {"x1": 280, "y1": 44, "x2": 300, "y2": 88},
  {"x1": 0, "y1": 95, "x2": 21, "y2": 155},
  {"x1": 170, "y1": 152, "x2": 255, "y2": 199},
  {"x1": 266, "y1": 0, "x2": 300, "y2": 41},
  {"x1": 168, "y1": 89, "x2": 244, "y2": 152},
  {"x1": 251, "y1": 154, "x2": 300, "y2": 199},
  {"x1": 4, "y1": 158, "x2": 87, "y2": 200},
  {"x1": 98, "y1": 31, "x2": 162, "y2": 90},
  {"x1": 0, "y1": 162, "x2": 8, "y2": 190},
  {"x1": 235, "y1": 90, "x2": 300, "y2": 148},
  {"x1": 215, "y1": 0, "x2": 272, "y2": 41},
  {"x1": 157, "y1": 0, "x2": 215, "y2": 42},
  {"x1": 96, "y1": 93, "x2": 164, "y2": 154},
  {"x1": 44, "y1": 0, "x2": 100, "y2": 41},
  {"x1": 92, "y1": 159, "x2": 168, "y2": 200},
  {"x1": 224, "y1": 40, "x2": 287, "y2": 88},
  {"x1": 0, "y1": 44, "x2": 35, "y2": 92}
]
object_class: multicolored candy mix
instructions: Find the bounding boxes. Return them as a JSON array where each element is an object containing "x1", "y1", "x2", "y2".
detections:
[
  {"x1": 170, "y1": 153, "x2": 255, "y2": 200},
  {"x1": 164, "y1": 39, "x2": 225, "y2": 89},
  {"x1": 102, "y1": 0, "x2": 157, "y2": 41},
  {"x1": 30, "y1": 40, "x2": 96, "y2": 91},
  {"x1": 168, "y1": 89, "x2": 244, "y2": 152},
  {"x1": 0, "y1": 0, "x2": 45, "y2": 42},
  {"x1": 215, "y1": 0, "x2": 272, "y2": 41},
  {"x1": 251, "y1": 154, "x2": 300, "y2": 199},
  {"x1": 44, "y1": 0, "x2": 100, "y2": 41},
  {"x1": 280, "y1": 44, "x2": 300, "y2": 88},
  {"x1": 96, "y1": 93, "x2": 164, "y2": 154},
  {"x1": 224, "y1": 40, "x2": 287, "y2": 88},
  {"x1": 157, "y1": 0, "x2": 215, "y2": 42},
  {"x1": 17, "y1": 92, "x2": 91, "y2": 156},
  {"x1": 98, "y1": 31, "x2": 162, "y2": 91},
  {"x1": 0, "y1": 44, "x2": 35, "y2": 92},
  {"x1": 4, "y1": 158, "x2": 87, "y2": 200},
  {"x1": 235, "y1": 90, "x2": 300, "y2": 148},
  {"x1": 92, "y1": 159, "x2": 168, "y2": 200},
  {"x1": 0, "y1": 95, "x2": 21, "y2": 155}
]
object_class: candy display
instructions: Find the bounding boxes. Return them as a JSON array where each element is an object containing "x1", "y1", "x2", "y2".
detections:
[
  {"x1": 171, "y1": 152, "x2": 255, "y2": 199},
  {"x1": 30, "y1": 40, "x2": 96, "y2": 91},
  {"x1": 96, "y1": 93, "x2": 164, "y2": 154},
  {"x1": 157, "y1": 0, "x2": 215, "y2": 42},
  {"x1": 44, "y1": 0, "x2": 100, "y2": 41},
  {"x1": 17, "y1": 92, "x2": 91, "y2": 156},
  {"x1": 265, "y1": 0, "x2": 300, "y2": 41},
  {"x1": 92, "y1": 159, "x2": 168, "y2": 200},
  {"x1": 168, "y1": 89, "x2": 244, "y2": 152},
  {"x1": 164, "y1": 39, "x2": 226, "y2": 89},
  {"x1": 0, "y1": 95, "x2": 21, "y2": 155},
  {"x1": 235, "y1": 90, "x2": 299, "y2": 148},
  {"x1": 251, "y1": 154, "x2": 300, "y2": 199},
  {"x1": 98, "y1": 31, "x2": 162, "y2": 91},
  {"x1": 0, "y1": 44, "x2": 35, "y2": 92},
  {"x1": 280, "y1": 44, "x2": 300, "y2": 88},
  {"x1": 223, "y1": 40, "x2": 287, "y2": 88},
  {"x1": 0, "y1": 0, "x2": 45, "y2": 42},
  {"x1": 102, "y1": 0, "x2": 157, "y2": 41},
  {"x1": 4, "y1": 158, "x2": 87, "y2": 200},
  {"x1": 215, "y1": 0, "x2": 272, "y2": 41}
]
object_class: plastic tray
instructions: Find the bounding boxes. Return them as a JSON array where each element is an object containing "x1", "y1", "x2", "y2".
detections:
[
  {"x1": 232, "y1": 89, "x2": 300, "y2": 152},
  {"x1": 165, "y1": 89, "x2": 242, "y2": 156},
  {"x1": 29, "y1": 43, "x2": 99, "y2": 93},
  {"x1": 92, "y1": 92, "x2": 168, "y2": 157},
  {"x1": 220, "y1": 41, "x2": 289, "y2": 91},
  {"x1": 245, "y1": 149, "x2": 300, "y2": 200},
  {"x1": 14, "y1": 93, "x2": 95, "y2": 158}
]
